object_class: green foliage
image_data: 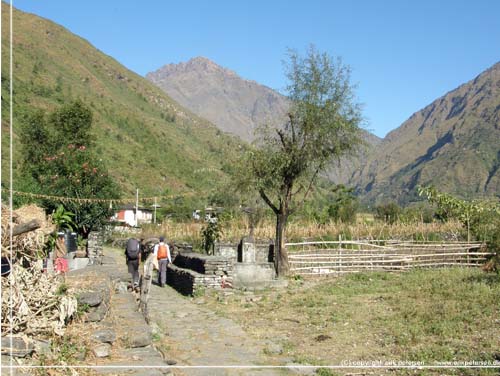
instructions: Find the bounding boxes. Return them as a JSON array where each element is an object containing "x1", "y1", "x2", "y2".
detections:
[
  {"x1": 316, "y1": 369, "x2": 340, "y2": 376},
  {"x1": 201, "y1": 215, "x2": 223, "y2": 255},
  {"x1": 76, "y1": 303, "x2": 90, "y2": 318},
  {"x1": 418, "y1": 186, "x2": 500, "y2": 244},
  {"x1": 374, "y1": 202, "x2": 401, "y2": 224},
  {"x1": 235, "y1": 46, "x2": 363, "y2": 275},
  {"x1": 51, "y1": 205, "x2": 76, "y2": 231},
  {"x1": 50, "y1": 336, "x2": 85, "y2": 363},
  {"x1": 327, "y1": 185, "x2": 358, "y2": 223},
  {"x1": 160, "y1": 195, "x2": 206, "y2": 222},
  {"x1": 2, "y1": 6, "x2": 241, "y2": 200},
  {"x1": 399, "y1": 203, "x2": 435, "y2": 224},
  {"x1": 193, "y1": 286, "x2": 206, "y2": 298},
  {"x1": 17, "y1": 101, "x2": 121, "y2": 237},
  {"x1": 55, "y1": 283, "x2": 69, "y2": 296}
]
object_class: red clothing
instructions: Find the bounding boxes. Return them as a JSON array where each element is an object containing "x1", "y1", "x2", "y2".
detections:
[{"x1": 55, "y1": 258, "x2": 69, "y2": 273}]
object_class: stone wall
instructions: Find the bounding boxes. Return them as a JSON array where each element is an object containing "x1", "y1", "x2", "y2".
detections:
[
  {"x1": 167, "y1": 264, "x2": 225, "y2": 295},
  {"x1": 167, "y1": 252, "x2": 233, "y2": 295},
  {"x1": 167, "y1": 239, "x2": 277, "y2": 295},
  {"x1": 87, "y1": 231, "x2": 104, "y2": 265},
  {"x1": 173, "y1": 253, "x2": 232, "y2": 276}
]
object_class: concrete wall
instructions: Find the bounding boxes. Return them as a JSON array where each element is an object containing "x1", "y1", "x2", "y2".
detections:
[
  {"x1": 215, "y1": 243, "x2": 238, "y2": 261},
  {"x1": 215, "y1": 239, "x2": 273, "y2": 263},
  {"x1": 232, "y1": 263, "x2": 276, "y2": 290}
]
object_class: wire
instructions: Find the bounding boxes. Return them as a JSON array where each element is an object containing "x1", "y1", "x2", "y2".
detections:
[{"x1": 1, "y1": 188, "x2": 198, "y2": 204}]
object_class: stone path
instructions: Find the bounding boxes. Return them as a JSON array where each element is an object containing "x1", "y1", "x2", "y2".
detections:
[
  {"x1": 147, "y1": 284, "x2": 285, "y2": 376},
  {"x1": 106, "y1": 247, "x2": 286, "y2": 376}
]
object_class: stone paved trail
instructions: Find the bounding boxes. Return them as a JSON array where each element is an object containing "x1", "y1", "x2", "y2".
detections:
[
  {"x1": 147, "y1": 283, "x2": 285, "y2": 376},
  {"x1": 106, "y1": 247, "x2": 287, "y2": 376}
]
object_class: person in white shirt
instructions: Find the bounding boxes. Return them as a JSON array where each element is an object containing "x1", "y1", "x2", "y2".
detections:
[{"x1": 153, "y1": 236, "x2": 172, "y2": 287}]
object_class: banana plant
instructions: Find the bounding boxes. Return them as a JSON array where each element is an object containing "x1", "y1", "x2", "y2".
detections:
[{"x1": 51, "y1": 205, "x2": 76, "y2": 232}]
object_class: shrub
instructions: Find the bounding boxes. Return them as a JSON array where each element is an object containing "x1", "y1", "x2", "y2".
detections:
[{"x1": 374, "y1": 202, "x2": 401, "y2": 224}]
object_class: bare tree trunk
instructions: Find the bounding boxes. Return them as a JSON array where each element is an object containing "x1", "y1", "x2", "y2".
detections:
[
  {"x1": 12, "y1": 219, "x2": 41, "y2": 237},
  {"x1": 275, "y1": 211, "x2": 289, "y2": 276}
]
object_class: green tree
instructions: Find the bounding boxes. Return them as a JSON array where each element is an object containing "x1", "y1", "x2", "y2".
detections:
[
  {"x1": 418, "y1": 186, "x2": 500, "y2": 243},
  {"x1": 374, "y1": 202, "x2": 401, "y2": 224},
  {"x1": 237, "y1": 46, "x2": 363, "y2": 275},
  {"x1": 327, "y1": 185, "x2": 359, "y2": 223},
  {"x1": 18, "y1": 100, "x2": 120, "y2": 237}
]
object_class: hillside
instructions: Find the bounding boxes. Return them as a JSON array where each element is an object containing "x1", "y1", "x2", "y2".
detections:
[
  {"x1": 147, "y1": 57, "x2": 381, "y2": 183},
  {"x1": 354, "y1": 62, "x2": 500, "y2": 203},
  {"x1": 146, "y1": 57, "x2": 289, "y2": 142},
  {"x1": 1, "y1": 6, "x2": 242, "y2": 199}
]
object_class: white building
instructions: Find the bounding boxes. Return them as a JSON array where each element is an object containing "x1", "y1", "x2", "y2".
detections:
[{"x1": 112, "y1": 205, "x2": 153, "y2": 227}]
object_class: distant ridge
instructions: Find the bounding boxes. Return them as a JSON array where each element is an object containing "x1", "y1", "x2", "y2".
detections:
[{"x1": 146, "y1": 57, "x2": 290, "y2": 142}]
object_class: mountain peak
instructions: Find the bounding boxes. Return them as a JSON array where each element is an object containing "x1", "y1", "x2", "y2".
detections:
[
  {"x1": 149, "y1": 56, "x2": 238, "y2": 80},
  {"x1": 147, "y1": 57, "x2": 289, "y2": 141}
]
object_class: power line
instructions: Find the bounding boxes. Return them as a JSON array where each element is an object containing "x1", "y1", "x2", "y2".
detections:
[{"x1": 1, "y1": 188, "x2": 198, "y2": 204}]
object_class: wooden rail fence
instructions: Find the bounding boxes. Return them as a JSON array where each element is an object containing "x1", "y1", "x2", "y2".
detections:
[{"x1": 286, "y1": 240, "x2": 494, "y2": 276}]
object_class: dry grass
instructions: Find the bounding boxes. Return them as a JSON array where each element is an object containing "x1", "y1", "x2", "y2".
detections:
[{"x1": 139, "y1": 217, "x2": 464, "y2": 246}]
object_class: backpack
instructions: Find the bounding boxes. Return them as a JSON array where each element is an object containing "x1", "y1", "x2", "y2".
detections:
[
  {"x1": 157, "y1": 244, "x2": 168, "y2": 260},
  {"x1": 126, "y1": 238, "x2": 140, "y2": 260}
]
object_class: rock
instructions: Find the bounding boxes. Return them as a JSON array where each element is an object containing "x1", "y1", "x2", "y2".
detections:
[
  {"x1": 195, "y1": 298, "x2": 206, "y2": 305},
  {"x1": 93, "y1": 343, "x2": 111, "y2": 358},
  {"x1": 150, "y1": 322, "x2": 161, "y2": 336},
  {"x1": 33, "y1": 339, "x2": 51, "y2": 356},
  {"x1": 92, "y1": 329, "x2": 116, "y2": 343},
  {"x1": 285, "y1": 363, "x2": 317, "y2": 375},
  {"x1": 116, "y1": 282, "x2": 129, "y2": 294},
  {"x1": 166, "y1": 359, "x2": 177, "y2": 365},
  {"x1": 75, "y1": 348, "x2": 87, "y2": 361},
  {"x1": 265, "y1": 343, "x2": 283, "y2": 355},
  {"x1": 85, "y1": 303, "x2": 108, "y2": 322},
  {"x1": 129, "y1": 331, "x2": 152, "y2": 348},
  {"x1": 77, "y1": 291, "x2": 103, "y2": 307},
  {"x1": 1, "y1": 336, "x2": 34, "y2": 358}
]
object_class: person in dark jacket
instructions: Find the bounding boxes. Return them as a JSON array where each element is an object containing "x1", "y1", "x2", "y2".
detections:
[{"x1": 125, "y1": 238, "x2": 142, "y2": 288}]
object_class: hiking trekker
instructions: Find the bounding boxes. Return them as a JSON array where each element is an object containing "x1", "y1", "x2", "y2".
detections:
[
  {"x1": 154, "y1": 236, "x2": 172, "y2": 287},
  {"x1": 125, "y1": 237, "x2": 142, "y2": 288}
]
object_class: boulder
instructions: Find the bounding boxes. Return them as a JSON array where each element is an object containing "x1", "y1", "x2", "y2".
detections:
[
  {"x1": 93, "y1": 343, "x2": 111, "y2": 358},
  {"x1": 1, "y1": 336, "x2": 34, "y2": 358},
  {"x1": 77, "y1": 291, "x2": 103, "y2": 307},
  {"x1": 92, "y1": 328, "x2": 116, "y2": 344}
]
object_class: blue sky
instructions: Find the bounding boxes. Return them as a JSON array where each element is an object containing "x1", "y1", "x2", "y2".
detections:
[{"x1": 10, "y1": 0, "x2": 500, "y2": 138}]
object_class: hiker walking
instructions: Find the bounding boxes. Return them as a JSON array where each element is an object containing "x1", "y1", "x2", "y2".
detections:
[
  {"x1": 125, "y1": 237, "x2": 142, "y2": 288},
  {"x1": 154, "y1": 236, "x2": 171, "y2": 287}
]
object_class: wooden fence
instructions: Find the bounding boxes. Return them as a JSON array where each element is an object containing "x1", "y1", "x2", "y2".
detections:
[{"x1": 286, "y1": 240, "x2": 494, "y2": 276}]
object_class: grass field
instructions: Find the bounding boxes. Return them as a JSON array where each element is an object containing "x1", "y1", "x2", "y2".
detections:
[{"x1": 200, "y1": 267, "x2": 500, "y2": 375}]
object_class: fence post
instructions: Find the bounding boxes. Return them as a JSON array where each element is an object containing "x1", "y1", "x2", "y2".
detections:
[
  {"x1": 338, "y1": 234, "x2": 342, "y2": 272},
  {"x1": 139, "y1": 254, "x2": 155, "y2": 322}
]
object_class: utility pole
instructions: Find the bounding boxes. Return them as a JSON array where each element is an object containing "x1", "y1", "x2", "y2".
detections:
[
  {"x1": 154, "y1": 197, "x2": 157, "y2": 224},
  {"x1": 135, "y1": 188, "x2": 139, "y2": 226}
]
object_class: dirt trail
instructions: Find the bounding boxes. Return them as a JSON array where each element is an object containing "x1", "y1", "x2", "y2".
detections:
[{"x1": 106, "y1": 247, "x2": 286, "y2": 376}]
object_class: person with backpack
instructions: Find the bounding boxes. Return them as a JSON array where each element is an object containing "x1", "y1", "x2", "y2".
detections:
[
  {"x1": 153, "y1": 236, "x2": 171, "y2": 287},
  {"x1": 125, "y1": 237, "x2": 142, "y2": 288}
]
